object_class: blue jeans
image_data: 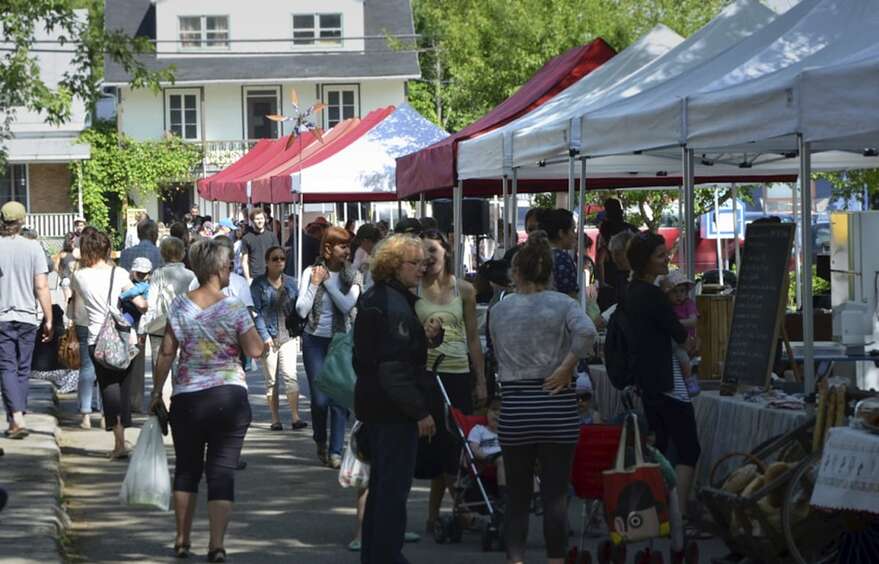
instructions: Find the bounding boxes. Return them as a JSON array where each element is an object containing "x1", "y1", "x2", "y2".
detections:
[
  {"x1": 0, "y1": 321, "x2": 37, "y2": 422},
  {"x1": 301, "y1": 333, "x2": 349, "y2": 456},
  {"x1": 362, "y1": 422, "x2": 418, "y2": 564},
  {"x1": 76, "y1": 326, "x2": 101, "y2": 414}
]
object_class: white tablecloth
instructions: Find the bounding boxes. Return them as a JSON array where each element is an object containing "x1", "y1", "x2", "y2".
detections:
[{"x1": 811, "y1": 426, "x2": 879, "y2": 514}]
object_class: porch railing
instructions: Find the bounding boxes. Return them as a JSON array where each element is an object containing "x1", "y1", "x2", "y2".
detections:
[
  {"x1": 28, "y1": 212, "x2": 77, "y2": 238},
  {"x1": 197, "y1": 139, "x2": 262, "y2": 174}
]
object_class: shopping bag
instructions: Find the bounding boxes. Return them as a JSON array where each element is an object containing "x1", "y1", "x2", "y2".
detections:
[
  {"x1": 339, "y1": 422, "x2": 370, "y2": 489},
  {"x1": 119, "y1": 416, "x2": 171, "y2": 511},
  {"x1": 602, "y1": 413, "x2": 670, "y2": 545},
  {"x1": 316, "y1": 331, "x2": 356, "y2": 411},
  {"x1": 93, "y1": 268, "x2": 139, "y2": 370}
]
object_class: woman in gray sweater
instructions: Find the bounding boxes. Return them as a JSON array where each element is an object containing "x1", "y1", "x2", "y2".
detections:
[{"x1": 489, "y1": 230, "x2": 596, "y2": 564}]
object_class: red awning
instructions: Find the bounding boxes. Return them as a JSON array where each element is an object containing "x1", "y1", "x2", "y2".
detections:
[
  {"x1": 395, "y1": 38, "x2": 616, "y2": 199},
  {"x1": 197, "y1": 139, "x2": 273, "y2": 201}
]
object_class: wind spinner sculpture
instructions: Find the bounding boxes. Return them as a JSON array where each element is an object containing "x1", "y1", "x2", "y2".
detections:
[{"x1": 266, "y1": 88, "x2": 327, "y2": 149}]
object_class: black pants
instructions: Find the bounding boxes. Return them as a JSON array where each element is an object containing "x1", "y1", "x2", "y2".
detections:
[
  {"x1": 88, "y1": 346, "x2": 133, "y2": 431},
  {"x1": 503, "y1": 442, "x2": 576, "y2": 561},
  {"x1": 169, "y1": 385, "x2": 251, "y2": 502},
  {"x1": 362, "y1": 422, "x2": 418, "y2": 564},
  {"x1": 643, "y1": 395, "x2": 701, "y2": 467}
]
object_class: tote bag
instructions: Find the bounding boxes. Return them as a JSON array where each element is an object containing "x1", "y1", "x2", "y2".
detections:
[
  {"x1": 602, "y1": 413, "x2": 670, "y2": 545},
  {"x1": 315, "y1": 331, "x2": 356, "y2": 411},
  {"x1": 94, "y1": 268, "x2": 139, "y2": 371}
]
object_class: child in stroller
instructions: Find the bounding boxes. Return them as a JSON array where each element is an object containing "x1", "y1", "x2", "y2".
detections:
[{"x1": 467, "y1": 399, "x2": 505, "y2": 495}]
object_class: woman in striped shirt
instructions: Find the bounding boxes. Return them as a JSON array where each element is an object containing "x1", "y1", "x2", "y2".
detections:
[{"x1": 489, "y1": 231, "x2": 596, "y2": 564}]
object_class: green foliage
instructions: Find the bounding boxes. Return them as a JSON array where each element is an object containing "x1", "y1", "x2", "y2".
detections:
[
  {"x1": 788, "y1": 266, "x2": 830, "y2": 308},
  {"x1": 72, "y1": 121, "x2": 201, "y2": 231},
  {"x1": 0, "y1": 0, "x2": 174, "y2": 160},
  {"x1": 815, "y1": 169, "x2": 879, "y2": 207},
  {"x1": 410, "y1": 0, "x2": 729, "y2": 131}
]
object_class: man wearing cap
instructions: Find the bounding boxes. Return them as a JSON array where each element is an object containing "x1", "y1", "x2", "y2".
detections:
[
  {"x1": 214, "y1": 217, "x2": 236, "y2": 238},
  {"x1": 393, "y1": 217, "x2": 423, "y2": 237},
  {"x1": 0, "y1": 202, "x2": 53, "y2": 439},
  {"x1": 119, "y1": 220, "x2": 163, "y2": 413},
  {"x1": 298, "y1": 216, "x2": 330, "y2": 275},
  {"x1": 65, "y1": 216, "x2": 87, "y2": 249}
]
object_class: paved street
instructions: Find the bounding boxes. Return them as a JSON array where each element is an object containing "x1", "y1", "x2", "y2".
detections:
[{"x1": 54, "y1": 350, "x2": 729, "y2": 563}]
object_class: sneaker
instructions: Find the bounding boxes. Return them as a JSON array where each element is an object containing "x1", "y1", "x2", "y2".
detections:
[
  {"x1": 348, "y1": 539, "x2": 361, "y2": 552},
  {"x1": 79, "y1": 415, "x2": 91, "y2": 430},
  {"x1": 316, "y1": 445, "x2": 328, "y2": 465},
  {"x1": 329, "y1": 454, "x2": 342, "y2": 469}
]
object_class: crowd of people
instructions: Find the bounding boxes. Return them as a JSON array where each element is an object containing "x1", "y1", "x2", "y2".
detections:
[{"x1": 0, "y1": 196, "x2": 704, "y2": 563}]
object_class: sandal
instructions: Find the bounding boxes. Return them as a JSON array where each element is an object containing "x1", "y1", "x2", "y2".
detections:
[
  {"x1": 290, "y1": 420, "x2": 308, "y2": 430},
  {"x1": 6, "y1": 428, "x2": 28, "y2": 440},
  {"x1": 206, "y1": 548, "x2": 226, "y2": 562},
  {"x1": 174, "y1": 543, "x2": 191, "y2": 559},
  {"x1": 269, "y1": 422, "x2": 283, "y2": 431}
]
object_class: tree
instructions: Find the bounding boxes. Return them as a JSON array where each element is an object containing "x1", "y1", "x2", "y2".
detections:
[
  {"x1": 410, "y1": 0, "x2": 729, "y2": 132},
  {"x1": 0, "y1": 0, "x2": 173, "y2": 159},
  {"x1": 73, "y1": 121, "x2": 201, "y2": 232}
]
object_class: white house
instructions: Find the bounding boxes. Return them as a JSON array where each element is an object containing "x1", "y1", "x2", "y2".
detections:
[
  {"x1": 103, "y1": 0, "x2": 421, "y2": 222},
  {"x1": 1, "y1": 10, "x2": 91, "y2": 237}
]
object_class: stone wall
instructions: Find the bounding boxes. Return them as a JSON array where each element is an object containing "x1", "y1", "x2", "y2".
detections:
[{"x1": 28, "y1": 163, "x2": 74, "y2": 213}]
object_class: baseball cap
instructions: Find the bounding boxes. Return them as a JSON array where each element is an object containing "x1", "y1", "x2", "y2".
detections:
[
  {"x1": 218, "y1": 218, "x2": 236, "y2": 230},
  {"x1": 665, "y1": 269, "x2": 694, "y2": 289},
  {"x1": 1, "y1": 201, "x2": 26, "y2": 222},
  {"x1": 394, "y1": 217, "x2": 423, "y2": 236},
  {"x1": 130, "y1": 257, "x2": 153, "y2": 274},
  {"x1": 73, "y1": 216, "x2": 86, "y2": 225}
]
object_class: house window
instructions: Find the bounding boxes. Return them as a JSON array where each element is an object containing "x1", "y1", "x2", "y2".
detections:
[
  {"x1": 179, "y1": 16, "x2": 229, "y2": 49},
  {"x1": 0, "y1": 165, "x2": 28, "y2": 208},
  {"x1": 165, "y1": 90, "x2": 201, "y2": 140},
  {"x1": 322, "y1": 86, "x2": 359, "y2": 129},
  {"x1": 244, "y1": 87, "x2": 280, "y2": 139},
  {"x1": 293, "y1": 13, "x2": 343, "y2": 46}
]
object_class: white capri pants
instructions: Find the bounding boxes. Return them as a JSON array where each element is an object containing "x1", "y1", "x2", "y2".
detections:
[{"x1": 261, "y1": 338, "x2": 299, "y2": 394}]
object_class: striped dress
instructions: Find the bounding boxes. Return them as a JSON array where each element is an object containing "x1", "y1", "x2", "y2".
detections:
[{"x1": 488, "y1": 291, "x2": 597, "y2": 447}]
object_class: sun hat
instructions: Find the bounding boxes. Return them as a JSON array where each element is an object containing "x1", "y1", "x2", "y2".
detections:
[
  {"x1": 665, "y1": 269, "x2": 694, "y2": 289},
  {"x1": 218, "y1": 218, "x2": 236, "y2": 230},
  {"x1": 130, "y1": 257, "x2": 153, "y2": 274}
]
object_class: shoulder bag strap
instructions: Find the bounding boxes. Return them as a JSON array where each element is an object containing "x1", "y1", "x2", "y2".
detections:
[{"x1": 106, "y1": 266, "x2": 116, "y2": 306}]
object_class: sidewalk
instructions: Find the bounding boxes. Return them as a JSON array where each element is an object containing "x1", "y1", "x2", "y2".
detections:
[{"x1": 0, "y1": 379, "x2": 66, "y2": 564}]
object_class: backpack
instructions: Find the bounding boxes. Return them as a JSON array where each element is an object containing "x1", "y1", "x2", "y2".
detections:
[{"x1": 603, "y1": 302, "x2": 638, "y2": 391}]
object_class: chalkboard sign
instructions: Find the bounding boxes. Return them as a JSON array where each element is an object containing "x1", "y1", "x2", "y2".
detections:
[{"x1": 722, "y1": 222, "x2": 795, "y2": 389}]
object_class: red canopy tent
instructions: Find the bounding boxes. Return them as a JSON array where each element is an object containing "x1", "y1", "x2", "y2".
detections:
[
  {"x1": 395, "y1": 39, "x2": 616, "y2": 199},
  {"x1": 196, "y1": 139, "x2": 272, "y2": 200}
]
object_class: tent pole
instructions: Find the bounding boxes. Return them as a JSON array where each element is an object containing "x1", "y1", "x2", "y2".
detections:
[
  {"x1": 577, "y1": 158, "x2": 587, "y2": 308},
  {"x1": 567, "y1": 156, "x2": 576, "y2": 210},
  {"x1": 678, "y1": 186, "x2": 685, "y2": 269},
  {"x1": 714, "y1": 188, "x2": 724, "y2": 286},
  {"x1": 454, "y1": 181, "x2": 464, "y2": 279},
  {"x1": 682, "y1": 147, "x2": 696, "y2": 281},
  {"x1": 792, "y1": 177, "x2": 802, "y2": 309},
  {"x1": 501, "y1": 176, "x2": 509, "y2": 250},
  {"x1": 511, "y1": 168, "x2": 519, "y2": 239},
  {"x1": 799, "y1": 134, "x2": 815, "y2": 393},
  {"x1": 296, "y1": 198, "x2": 304, "y2": 276},
  {"x1": 732, "y1": 184, "x2": 741, "y2": 270},
  {"x1": 397, "y1": 200, "x2": 402, "y2": 224},
  {"x1": 76, "y1": 162, "x2": 84, "y2": 218},
  {"x1": 419, "y1": 194, "x2": 426, "y2": 218}
]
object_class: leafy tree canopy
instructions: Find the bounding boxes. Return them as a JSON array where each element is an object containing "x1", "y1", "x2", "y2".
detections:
[{"x1": 0, "y1": 0, "x2": 173, "y2": 158}]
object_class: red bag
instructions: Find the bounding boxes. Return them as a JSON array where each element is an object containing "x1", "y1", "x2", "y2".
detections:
[{"x1": 602, "y1": 414, "x2": 670, "y2": 545}]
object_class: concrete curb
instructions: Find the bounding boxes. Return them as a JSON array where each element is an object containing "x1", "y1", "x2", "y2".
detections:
[{"x1": 0, "y1": 379, "x2": 68, "y2": 564}]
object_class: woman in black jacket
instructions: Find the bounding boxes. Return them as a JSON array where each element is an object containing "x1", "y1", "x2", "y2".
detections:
[
  {"x1": 353, "y1": 234, "x2": 441, "y2": 564},
  {"x1": 624, "y1": 232, "x2": 701, "y2": 527}
]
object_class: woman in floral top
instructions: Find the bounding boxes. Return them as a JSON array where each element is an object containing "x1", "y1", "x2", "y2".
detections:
[{"x1": 150, "y1": 238, "x2": 264, "y2": 563}]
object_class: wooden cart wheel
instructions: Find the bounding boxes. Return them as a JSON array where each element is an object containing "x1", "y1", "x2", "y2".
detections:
[{"x1": 782, "y1": 454, "x2": 845, "y2": 564}]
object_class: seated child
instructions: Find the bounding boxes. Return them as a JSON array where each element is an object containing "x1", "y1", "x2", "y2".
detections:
[
  {"x1": 119, "y1": 257, "x2": 152, "y2": 327},
  {"x1": 576, "y1": 374, "x2": 601, "y2": 425},
  {"x1": 662, "y1": 270, "x2": 700, "y2": 397},
  {"x1": 467, "y1": 399, "x2": 505, "y2": 488}
]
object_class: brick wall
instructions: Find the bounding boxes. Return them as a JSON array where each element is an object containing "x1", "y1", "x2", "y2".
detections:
[{"x1": 28, "y1": 163, "x2": 74, "y2": 213}]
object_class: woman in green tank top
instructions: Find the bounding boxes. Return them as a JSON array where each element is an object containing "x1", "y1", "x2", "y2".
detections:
[{"x1": 417, "y1": 229, "x2": 486, "y2": 532}]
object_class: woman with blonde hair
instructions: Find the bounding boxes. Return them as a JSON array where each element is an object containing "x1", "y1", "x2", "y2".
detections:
[{"x1": 296, "y1": 226, "x2": 362, "y2": 467}]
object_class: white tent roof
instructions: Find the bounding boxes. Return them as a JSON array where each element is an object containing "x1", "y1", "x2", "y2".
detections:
[
  {"x1": 456, "y1": 25, "x2": 684, "y2": 180},
  {"x1": 508, "y1": 0, "x2": 777, "y2": 169},
  {"x1": 297, "y1": 103, "x2": 447, "y2": 196},
  {"x1": 579, "y1": 0, "x2": 879, "y2": 159},
  {"x1": 685, "y1": 2, "x2": 879, "y2": 155}
]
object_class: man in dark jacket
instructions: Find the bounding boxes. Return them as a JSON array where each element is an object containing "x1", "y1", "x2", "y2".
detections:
[{"x1": 353, "y1": 235, "x2": 439, "y2": 564}]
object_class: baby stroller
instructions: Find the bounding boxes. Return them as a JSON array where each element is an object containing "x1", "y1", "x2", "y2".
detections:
[
  {"x1": 429, "y1": 356, "x2": 503, "y2": 547},
  {"x1": 568, "y1": 392, "x2": 698, "y2": 564}
]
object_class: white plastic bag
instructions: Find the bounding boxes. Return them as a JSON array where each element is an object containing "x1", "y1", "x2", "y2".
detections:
[
  {"x1": 119, "y1": 416, "x2": 171, "y2": 511},
  {"x1": 339, "y1": 422, "x2": 370, "y2": 489}
]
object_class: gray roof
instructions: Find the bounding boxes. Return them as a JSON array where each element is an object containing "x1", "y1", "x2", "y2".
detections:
[{"x1": 103, "y1": 0, "x2": 421, "y2": 85}]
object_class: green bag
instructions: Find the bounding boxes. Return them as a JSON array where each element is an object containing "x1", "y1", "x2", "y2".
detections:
[{"x1": 316, "y1": 331, "x2": 356, "y2": 411}]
